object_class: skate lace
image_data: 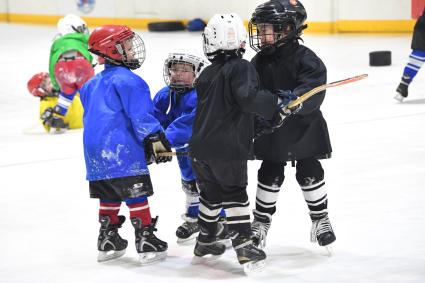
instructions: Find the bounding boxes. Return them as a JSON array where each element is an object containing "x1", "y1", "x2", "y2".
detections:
[
  {"x1": 181, "y1": 221, "x2": 198, "y2": 234},
  {"x1": 315, "y1": 216, "x2": 333, "y2": 236},
  {"x1": 252, "y1": 219, "x2": 270, "y2": 239}
]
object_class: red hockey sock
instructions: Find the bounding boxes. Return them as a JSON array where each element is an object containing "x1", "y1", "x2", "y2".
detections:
[
  {"x1": 99, "y1": 201, "x2": 121, "y2": 225},
  {"x1": 126, "y1": 198, "x2": 152, "y2": 226}
]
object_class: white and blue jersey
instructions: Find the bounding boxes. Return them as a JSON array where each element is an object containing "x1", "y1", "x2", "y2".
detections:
[
  {"x1": 153, "y1": 87, "x2": 196, "y2": 181},
  {"x1": 80, "y1": 64, "x2": 162, "y2": 181}
]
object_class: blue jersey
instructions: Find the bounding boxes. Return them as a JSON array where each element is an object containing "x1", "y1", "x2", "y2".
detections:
[
  {"x1": 80, "y1": 64, "x2": 162, "y2": 181},
  {"x1": 153, "y1": 87, "x2": 197, "y2": 181},
  {"x1": 153, "y1": 87, "x2": 196, "y2": 148}
]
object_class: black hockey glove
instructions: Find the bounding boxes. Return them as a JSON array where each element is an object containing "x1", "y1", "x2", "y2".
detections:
[
  {"x1": 40, "y1": 107, "x2": 69, "y2": 130},
  {"x1": 273, "y1": 90, "x2": 303, "y2": 128},
  {"x1": 144, "y1": 132, "x2": 173, "y2": 165},
  {"x1": 253, "y1": 115, "x2": 274, "y2": 139}
]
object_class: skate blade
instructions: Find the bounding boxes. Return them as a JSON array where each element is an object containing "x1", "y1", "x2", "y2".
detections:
[
  {"x1": 138, "y1": 251, "x2": 167, "y2": 265},
  {"x1": 177, "y1": 234, "x2": 198, "y2": 244},
  {"x1": 324, "y1": 244, "x2": 334, "y2": 256},
  {"x1": 97, "y1": 249, "x2": 126, "y2": 262},
  {"x1": 243, "y1": 259, "x2": 266, "y2": 274},
  {"x1": 218, "y1": 238, "x2": 232, "y2": 248},
  {"x1": 191, "y1": 254, "x2": 222, "y2": 265},
  {"x1": 394, "y1": 93, "x2": 405, "y2": 102}
]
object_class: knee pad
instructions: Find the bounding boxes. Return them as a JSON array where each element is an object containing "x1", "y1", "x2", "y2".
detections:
[
  {"x1": 258, "y1": 161, "x2": 286, "y2": 187},
  {"x1": 296, "y1": 158, "x2": 324, "y2": 186}
]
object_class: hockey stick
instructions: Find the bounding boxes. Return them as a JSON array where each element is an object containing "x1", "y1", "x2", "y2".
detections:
[
  {"x1": 286, "y1": 74, "x2": 368, "y2": 109},
  {"x1": 156, "y1": 151, "x2": 189, "y2": 157},
  {"x1": 157, "y1": 74, "x2": 368, "y2": 157}
]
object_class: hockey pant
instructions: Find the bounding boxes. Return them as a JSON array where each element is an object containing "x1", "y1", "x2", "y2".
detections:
[
  {"x1": 192, "y1": 159, "x2": 251, "y2": 241},
  {"x1": 255, "y1": 158, "x2": 328, "y2": 217}
]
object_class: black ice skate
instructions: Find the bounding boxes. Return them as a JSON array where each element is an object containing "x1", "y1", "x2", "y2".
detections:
[
  {"x1": 395, "y1": 83, "x2": 408, "y2": 102},
  {"x1": 193, "y1": 226, "x2": 226, "y2": 263},
  {"x1": 310, "y1": 212, "x2": 336, "y2": 255},
  {"x1": 131, "y1": 216, "x2": 168, "y2": 265},
  {"x1": 97, "y1": 215, "x2": 128, "y2": 262},
  {"x1": 217, "y1": 216, "x2": 232, "y2": 248},
  {"x1": 176, "y1": 214, "x2": 199, "y2": 243},
  {"x1": 233, "y1": 236, "x2": 267, "y2": 274},
  {"x1": 251, "y1": 209, "x2": 272, "y2": 249}
]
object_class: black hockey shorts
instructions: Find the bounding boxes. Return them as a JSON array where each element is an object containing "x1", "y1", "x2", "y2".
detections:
[
  {"x1": 89, "y1": 174, "x2": 153, "y2": 202},
  {"x1": 191, "y1": 158, "x2": 248, "y2": 204}
]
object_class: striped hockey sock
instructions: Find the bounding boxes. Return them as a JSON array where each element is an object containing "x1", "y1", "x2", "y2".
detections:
[
  {"x1": 400, "y1": 49, "x2": 425, "y2": 86},
  {"x1": 300, "y1": 177, "x2": 328, "y2": 216},
  {"x1": 125, "y1": 196, "x2": 151, "y2": 226},
  {"x1": 255, "y1": 180, "x2": 281, "y2": 215},
  {"x1": 99, "y1": 201, "x2": 121, "y2": 225}
]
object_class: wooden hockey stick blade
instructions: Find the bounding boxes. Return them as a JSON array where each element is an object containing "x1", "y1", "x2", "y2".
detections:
[
  {"x1": 286, "y1": 74, "x2": 368, "y2": 109},
  {"x1": 156, "y1": 151, "x2": 189, "y2": 157}
]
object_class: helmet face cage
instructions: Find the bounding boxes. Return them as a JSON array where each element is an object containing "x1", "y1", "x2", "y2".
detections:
[
  {"x1": 249, "y1": 0, "x2": 307, "y2": 53},
  {"x1": 163, "y1": 53, "x2": 207, "y2": 91},
  {"x1": 72, "y1": 24, "x2": 89, "y2": 34},
  {"x1": 115, "y1": 32, "x2": 146, "y2": 70},
  {"x1": 249, "y1": 20, "x2": 296, "y2": 52}
]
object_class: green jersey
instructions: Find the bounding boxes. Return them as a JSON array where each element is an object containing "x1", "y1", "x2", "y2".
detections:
[{"x1": 48, "y1": 33, "x2": 93, "y2": 90}]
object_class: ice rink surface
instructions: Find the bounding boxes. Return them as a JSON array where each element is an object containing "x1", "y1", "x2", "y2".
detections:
[{"x1": 0, "y1": 23, "x2": 424, "y2": 283}]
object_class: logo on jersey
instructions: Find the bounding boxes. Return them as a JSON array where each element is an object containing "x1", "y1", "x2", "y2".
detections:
[{"x1": 76, "y1": 0, "x2": 95, "y2": 14}]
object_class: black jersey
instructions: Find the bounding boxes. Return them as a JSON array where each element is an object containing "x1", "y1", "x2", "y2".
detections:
[
  {"x1": 190, "y1": 55, "x2": 277, "y2": 160},
  {"x1": 252, "y1": 41, "x2": 332, "y2": 162},
  {"x1": 412, "y1": 9, "x2": 425, "y2": 51}
]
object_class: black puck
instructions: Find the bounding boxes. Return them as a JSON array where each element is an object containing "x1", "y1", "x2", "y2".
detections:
[
  {"x1": 147, "y1": 21, "x2": 186, "y2": 32},
  {"x1": 369, "y1": 51, "x2": 392, "y2": 66}
]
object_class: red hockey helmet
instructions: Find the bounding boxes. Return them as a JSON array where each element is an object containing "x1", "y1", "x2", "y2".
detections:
[
  {"x1": 88, "y1": 25, "x2": 146, "y2": 70},
  {"x1": 27, "y1": 72, "x2": 51, "y2": 97}
]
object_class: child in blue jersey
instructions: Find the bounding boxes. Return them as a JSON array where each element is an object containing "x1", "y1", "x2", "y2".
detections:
[
  {"x1": 79, "y1": 25, "x2": 172, "y2": 265},
  {"x1": 153, "y1": 51, "x2": 227, "y2": 243}
]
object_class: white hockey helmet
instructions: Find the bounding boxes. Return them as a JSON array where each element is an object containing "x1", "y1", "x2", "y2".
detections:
[
  {"x1": 163, "y1": 51, "x2": 209, "y2": 91},
  {"x1": 57, "y1": 14, "x2": 89, "y2": 36},
  {"x1": 202, "y1": 13, "x2": 247, "y2": 60}
]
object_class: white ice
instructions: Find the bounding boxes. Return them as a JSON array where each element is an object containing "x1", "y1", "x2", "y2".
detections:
[{"x1": 0, "y1": 23, "x2": 424, "y2": 283}]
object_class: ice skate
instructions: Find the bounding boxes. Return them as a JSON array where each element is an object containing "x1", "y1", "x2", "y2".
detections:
[
  {"x1": 251, "y1": 209, "x2": 272, "y2": 249},
  {"x1": 192, "y1": 227, "x2": 226, "y2": 264},
  {"x1": 176, "y1": 214, "x2": 199, "y2": 243},
  {"x1": 97, "y1": 215, "x2": 128, "y2": 262},
  {"x1": 310, "y1": 212, "x2": 336, "y2": 255},
  {"x1": 233, "y1": 236, "x2": 267, "y2": 274},
  {"x1": 394, "y1": 83, "x2": 408, "y2": 102},
  {"x1": 132, "y1": 216, "x2": 168, "y2": 265},
  {"x1": 217, "y1": 216, "x2": 232, "y2": 248}
]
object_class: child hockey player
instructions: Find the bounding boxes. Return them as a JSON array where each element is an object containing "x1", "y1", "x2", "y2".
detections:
[
  {"x1": 189, "y1": 13, "x2": 289, "y2": 273},
  {"x1": 27, "y1": 72, "x2": 83, "y2": 131},
  {"x1": 153, "y1": 51, "x2": 208, "y2": 243},
  {"x1": 395, "y1": 7, "x2": 425, "y2": 101},
  {"x1": 248, "y1": 0, "x2": 336, "y2": 251},
  {"x1": 79, "y1": 25, "x2": 172, "y2": 264},
  {"x1": 43, "y1": 14, "x2": 94, "y2": 132}
]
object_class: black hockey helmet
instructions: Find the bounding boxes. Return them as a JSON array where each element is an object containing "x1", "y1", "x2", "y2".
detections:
[{"x1": 249, "y1": 0, "x2": 307, "y2": 53}]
